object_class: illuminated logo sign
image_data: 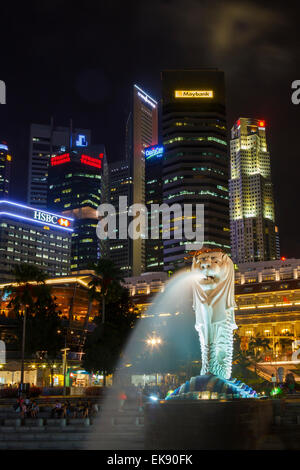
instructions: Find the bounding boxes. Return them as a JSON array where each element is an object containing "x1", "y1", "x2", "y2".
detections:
[
  {"x1": 75, "y1": 134, "x2": 88, "y2": 147},
  {"x1": 81, "y1": 153, "x2": 103, "y2": 169},
  {"x1": 137, "y1": 91, "x2": 156, "y2": 108},
  {"x1": 145, "y1": 145, "x2": 164, "y2": 159},
  {"x1": 58, "y1": 217, "x2": 71, "y2": 227},
  {"x1": 51, "y1": 153, "x2": 70, "y2": 166},
  {"x1": 134, "y1": 85, "x2": 157, "y2": 109},
  {"x1": 175, "y1": 90, "x2": 213, "y2": 98},
  {"x1": 0, "y1": 201, "x2": 73, "y2": 232},
  {"x1": 34, "y1": 211, "x2": 71, "y2": 228}
]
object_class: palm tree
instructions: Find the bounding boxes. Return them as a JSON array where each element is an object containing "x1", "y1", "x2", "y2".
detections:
[
  {"x1": 89, "y1": 258, "x2": 124, "y2": 324},
  {"x1": 81, "y1": 280, "x2": 101, "y2": 348},
  {"x1": 4, "y1": 264, "x2": 48, "y2": 391},
  {"x1": 274, "y1": 338, "x2": 294, "y2": 358},
  {"x1": 249, "y1": 334, "x2": 271, "y2": 355}
]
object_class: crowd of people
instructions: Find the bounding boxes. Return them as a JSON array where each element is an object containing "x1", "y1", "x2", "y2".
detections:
[
  {"x1": 14, "y1": 396, "x2": 39, "y2": 418},
  {"x1": 13, "y1": 396, "x2": 98, "y2": 419},
  {"x1": 50, "y1": 399, "x2": 96, "y2": 418}
]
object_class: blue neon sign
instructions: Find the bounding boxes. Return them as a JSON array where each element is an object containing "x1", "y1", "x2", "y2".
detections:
[
  {"x1": 75, "y1": 134, "x2": 88, "y2": 147},
  {"x1": 0, "y1": 200, "x2": 74, "y2": 232},
  {"x1": 145, "y1": 145, "x2": 164, "y2": 159}
]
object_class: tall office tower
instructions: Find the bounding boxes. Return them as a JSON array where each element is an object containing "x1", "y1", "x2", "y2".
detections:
[
  {"x1": 28, "y1": 121, "x2": 91, "y2": 209},
  {"x1": 229, "y1": 118, "x2": 279, "y2": 263},
  {"x1": 108, "y1": 160, "x2": 133, "y2": 276},
  {"x1": 47, "y1": 145, "x2": 108, "y2": 272},
  {"x1": 161, "y1": 69, "x2": 230, "y2": 272},
  {"x1": 145, "y1": 145, "x2": 164, "y2": 272},
  {"x1": 126, "y1": 84, "x2": 158, "y2": 276},
  {"x1": 0, "y1": 141, "x2": 12, "y2": 197}
]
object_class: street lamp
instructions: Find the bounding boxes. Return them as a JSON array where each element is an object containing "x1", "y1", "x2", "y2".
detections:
[
  {"x1": 145, "y1": 334, "x2": 163, "y2": 386},
  {"x1": 146, "y1": 336, "x2": 162, "y2": 348},
  {"x1": 61, "y1": 347, "x2": 70, "y2": 396},
  {"x1": 20, "y1": 306, "x2": 28, "y2": 395}
]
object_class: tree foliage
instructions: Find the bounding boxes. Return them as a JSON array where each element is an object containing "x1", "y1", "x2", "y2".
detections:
[
  {"x1": 5, "y1": 264, "x2": 64, "y2": 358},
  {"x1": 82, "y1": 288, "x2": 139, "y2": 379}
]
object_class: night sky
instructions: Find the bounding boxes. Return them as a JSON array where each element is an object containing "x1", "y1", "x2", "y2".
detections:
[{"x1": 0, "y1": 1, "x2": 299, "y2": 257}]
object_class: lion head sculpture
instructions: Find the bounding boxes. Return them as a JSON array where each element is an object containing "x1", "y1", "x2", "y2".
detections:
[{"x1": 191, "y1": 248, "x2": 236, "y2": 312}]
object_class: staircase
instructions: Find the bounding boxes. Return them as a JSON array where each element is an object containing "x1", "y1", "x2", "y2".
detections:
[{"x1": 0, "y1": 405, "x2": 144, "y2": 450}]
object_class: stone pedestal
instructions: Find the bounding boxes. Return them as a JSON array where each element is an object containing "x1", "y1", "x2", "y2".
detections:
[{"x1": 145, "y1": 399, "x2": 272, "y2": 450}]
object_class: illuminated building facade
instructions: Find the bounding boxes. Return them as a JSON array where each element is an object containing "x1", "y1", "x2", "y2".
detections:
[
  {"x1": 229, "y1": 118, "x2": 279, "y2": 263},
  {"x1": 108, "y1": 160, "x2": 133, "y2": 276},
  {"x1": 145, "y1": 145, "x2": 164, "y2": 271},
  {"x1": 0, "y1": 200, "x2": 73, "y2": 281},
  {"x1": 0, "y1": 141, "x2": 12, "y2": 197},
  {"x1": 28, "y1": 121, "x2": 91, "y2": 209},
  {"x1": 47, "y1": 145, "x2": 108, "y2": 272},
  {"x1": 161, "y1": 69, "x2": 230, "y2": 272},
  {"x1": 126, "y1": 85, "x2": 158, "y2": 276}
]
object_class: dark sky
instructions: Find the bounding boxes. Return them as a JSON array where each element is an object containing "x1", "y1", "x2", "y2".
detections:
[{"x1": 0, "y1": 0, "x2": 299, "y2": 257}]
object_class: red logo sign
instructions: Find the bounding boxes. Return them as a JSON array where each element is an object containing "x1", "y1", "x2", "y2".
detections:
[{"x1": 58, "y1": 218, "x2": 70, "y2": 227}]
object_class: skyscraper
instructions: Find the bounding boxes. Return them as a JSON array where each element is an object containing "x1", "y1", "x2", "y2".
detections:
[
  {"x1": 229, "y1": 118, "x2": 279, "y2": 263},
  {"x1": 145, "y1": 145, "x2": 164, "y2": 272},
  {"x1": 47, "y1": 145, "x2": 108, "y2": 272},
  {"x1": 126, "y1": 85, "x2": 158, "y2": 276},
  {"x1": 0, "y1": 141, "x2": 12, "y2": 197},
  {"x1": 28, "y1": 121, "x2": 91, "y2": 209},
  {"x1": 108, "y1": 160, "x2": 133, "y2": 276},
  {"x1": 161, "y1": 69, "x2": 230, "y2": 272}
]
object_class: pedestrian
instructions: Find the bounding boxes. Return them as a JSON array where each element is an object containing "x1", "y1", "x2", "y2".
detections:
[
  {"x1": 82, "y1": 401, "x2": 90, "y2": 418},
  {"x1": 31, "y1": 401, "x2": 39, "y2": 418},
  {"x1": 118, "y1": 390, "x2": 127, "y2": 412},
  {"x1": 137, "y1": 385, "x2": 143, "y2": 412},
  {"x1": 285, "y1": 372, "x2": 296, "y2": 394},
  {"x1": 51, "y1": 400, "x2": 63, "y2": 418}
]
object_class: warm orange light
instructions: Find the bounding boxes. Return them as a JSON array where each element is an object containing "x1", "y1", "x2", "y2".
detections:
[
  {"x1": 281, "y1": 256, "x2": 286, "y2": 261},
  {"x1": 58, "y1": 218, "x2": 70, "y2": 227},
  {"x1": 259, "y1": 120, "x2": 265, "y2": 127}
]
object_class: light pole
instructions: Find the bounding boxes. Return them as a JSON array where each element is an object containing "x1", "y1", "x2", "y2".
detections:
[
  {"x1": 145, "y1": 333, "x2": 162, "y2": 385},
  {"x1": 20, "y1": 306, "x2": 28, "y2": 394},
  {"x1": 61, "y1": 347, "x2": 70, "y2": 396}
]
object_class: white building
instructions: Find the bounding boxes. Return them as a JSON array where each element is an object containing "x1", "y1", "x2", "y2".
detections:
[{"x1": 229, "y1": 118, "x2": 279, "y2": 264}]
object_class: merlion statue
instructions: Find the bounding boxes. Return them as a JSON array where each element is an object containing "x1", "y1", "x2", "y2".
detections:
[{"x1": 191, "y1": 248, "x2": 237, "y2": 380}]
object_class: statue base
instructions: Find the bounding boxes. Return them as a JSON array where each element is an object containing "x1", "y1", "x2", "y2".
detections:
[
  {"x1": 166, "y1": 374, "x2": 258, "y2": 400},
  {"x1": 144, "y1": 398, "x2": 272, "y2": 450}
]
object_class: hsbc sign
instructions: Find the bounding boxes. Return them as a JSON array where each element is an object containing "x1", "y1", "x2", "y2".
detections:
[{"x1": 33, "y1": 210, "x2": 71, "y2": 228}]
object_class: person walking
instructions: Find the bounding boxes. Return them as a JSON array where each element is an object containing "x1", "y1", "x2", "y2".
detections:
[{"x1": 118, "y1": 390, "x2": 127, "y2": 412}]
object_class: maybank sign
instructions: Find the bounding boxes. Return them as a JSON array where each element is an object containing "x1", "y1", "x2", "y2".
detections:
[{"x1": 175, "y1": 90, "x2": 213, "y2": 98}]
